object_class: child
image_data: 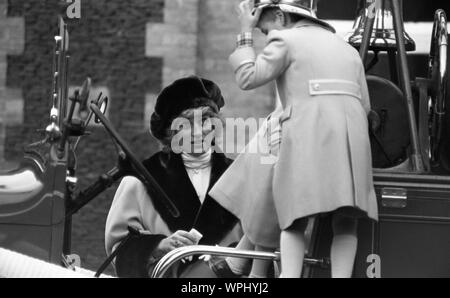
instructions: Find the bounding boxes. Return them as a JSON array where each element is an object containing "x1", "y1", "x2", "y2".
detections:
[{"x1": 210, "y1": 0, "x2": 378, "y2": 278}]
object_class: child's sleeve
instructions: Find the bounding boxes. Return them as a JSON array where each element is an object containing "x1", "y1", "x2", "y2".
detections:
[
  {"x1": 358, "y1": 62, "x2": 371, "y2": 115},
  {"x1": 229, "y1": 30, "x2": 291, "y2": 91}
]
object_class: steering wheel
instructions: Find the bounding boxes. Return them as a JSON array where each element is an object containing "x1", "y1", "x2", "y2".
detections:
[{"x1": 90, "y1": 103, "x2": 180, "y2": 218}]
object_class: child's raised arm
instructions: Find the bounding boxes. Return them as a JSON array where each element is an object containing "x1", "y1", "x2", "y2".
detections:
[{"x1": 229, "y1": 30, "x2": 291, "y2": 91}]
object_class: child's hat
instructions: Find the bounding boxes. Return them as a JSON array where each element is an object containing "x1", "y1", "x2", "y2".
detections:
[{"x1": 254, "y1": 0, "x2": 335, "y2": 33}]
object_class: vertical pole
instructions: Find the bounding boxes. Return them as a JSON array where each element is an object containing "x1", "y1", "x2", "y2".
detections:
[
  {"x1": 359, "y1": 1, "x2": 376, "y2": 62},
  {"x1": 57, "y1": 17, "x2": 66, "y2": 129},
  {"x1": 63, "y1": 217, "x2": 72, "y2": 255},
  {"x1": 391, "y1": 0, "x2": 424, "y2": 172}
]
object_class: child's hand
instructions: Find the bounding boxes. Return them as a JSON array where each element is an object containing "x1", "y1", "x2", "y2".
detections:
[
  {"x1": 237, "y1": 0, "x2": 263, "y2": 32},
  {"x1": 368, "y1": 110, "x2": 381, "y2": 132}
]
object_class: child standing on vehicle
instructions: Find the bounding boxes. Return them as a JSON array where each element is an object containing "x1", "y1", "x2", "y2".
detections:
[{"x1": 210, "y1": 0, "x2": 378, "y2": 278}]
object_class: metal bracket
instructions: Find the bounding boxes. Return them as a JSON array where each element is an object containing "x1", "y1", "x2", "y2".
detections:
[{"x1": 381, "y1": 187, "x2": 408, "y2": 209}]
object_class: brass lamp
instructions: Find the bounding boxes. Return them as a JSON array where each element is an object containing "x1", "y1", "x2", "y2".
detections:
[{"x1": 347, "y1": 0, "x2": 416, "y2": 52}]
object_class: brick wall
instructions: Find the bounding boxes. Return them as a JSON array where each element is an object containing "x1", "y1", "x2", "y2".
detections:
[
  {"x1": 0, "y1": 0, "x2": 24, "y2": 162},
  {"x1": 196, "y1": 0, "x2": 275, "y2": 120},
  {"x1": 2, "y1": 0, "x2": 165, "y2": 275}
]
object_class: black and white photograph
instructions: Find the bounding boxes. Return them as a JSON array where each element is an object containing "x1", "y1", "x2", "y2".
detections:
[{"x1": 0, "y1": 0, "x2": 450, "y2": 285}]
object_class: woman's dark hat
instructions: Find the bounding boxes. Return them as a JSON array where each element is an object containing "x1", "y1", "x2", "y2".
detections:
[{"x1": 150, "y1": 76, "x2": 225, "y2": 140}]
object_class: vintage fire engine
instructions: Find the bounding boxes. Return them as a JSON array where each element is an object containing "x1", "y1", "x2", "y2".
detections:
[{"x1": 0, "y1": 0, "x2": 449, "y2": 278}]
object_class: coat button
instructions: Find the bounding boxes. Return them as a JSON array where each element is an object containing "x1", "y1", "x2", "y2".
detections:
[{"x1": 313, "y1": 83, "x2": 320, "y2": 91}]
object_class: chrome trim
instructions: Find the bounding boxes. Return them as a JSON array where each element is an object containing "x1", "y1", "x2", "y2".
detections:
[
  {"x1": 23, "y1": 156, "x2": 45, "y2": 174},
  {"x1": 0, "y1": 169, "x2": 44, "y2": 206},
  {"x1": 381, "y1": 187, "x2": 407, "y2": 209},
  {"x1": 151, "y1": 245, "x2": 330, "y2": 278},
  {"x1": 429, "y1": 10, "x2": 448, "y2": 165}
]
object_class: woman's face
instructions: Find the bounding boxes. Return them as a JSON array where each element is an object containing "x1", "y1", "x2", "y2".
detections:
[{"x1": 173, "y1": 107, "x2": 217, "y2": 156}]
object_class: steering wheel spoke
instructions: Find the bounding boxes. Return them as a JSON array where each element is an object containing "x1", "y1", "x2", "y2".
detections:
[{"x1": 90, "y1": 103, "x2": 180, "y2": 218}]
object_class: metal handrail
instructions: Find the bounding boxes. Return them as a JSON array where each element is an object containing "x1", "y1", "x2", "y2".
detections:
[{"x1": 151, "y1": 245, "x2": 330, "y2": 278}]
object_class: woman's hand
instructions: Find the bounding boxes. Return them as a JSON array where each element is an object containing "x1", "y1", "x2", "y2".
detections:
[
  {"x1": 157, "y1": 230, "x2": 197, "y2": 254},
  {"x1": 237, "y1": 0, "x2": 263, "y2": 32}
]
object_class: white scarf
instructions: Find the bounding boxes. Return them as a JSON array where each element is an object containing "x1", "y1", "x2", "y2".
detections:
[
  {"x1": 181, "y1": 150, "x2": 212, "y2": 203},
  {"x1": 181, "y1": 150, "x2": 212, "y2": 170}
]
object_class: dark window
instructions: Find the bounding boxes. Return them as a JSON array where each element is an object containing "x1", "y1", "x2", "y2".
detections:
[{"x1": 318, "y1": 0, "x2": 450, "y2": 22}]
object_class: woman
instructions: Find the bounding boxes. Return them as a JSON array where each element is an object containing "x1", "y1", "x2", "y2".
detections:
[{"x1": 105, "y1": 76, "x2": 242, "y2": 278}]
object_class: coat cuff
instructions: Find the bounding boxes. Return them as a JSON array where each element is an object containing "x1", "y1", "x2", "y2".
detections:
[
  {"x1": 115, "y1": 234, "x2": 166, "y2": 278},
  {"x1": 229, "y1": 47, "x2": 256, "y2": 72}
]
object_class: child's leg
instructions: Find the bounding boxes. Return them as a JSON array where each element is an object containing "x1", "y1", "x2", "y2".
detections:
[
  {"x1": 248, "y1": 245, "x2": 273, "y2": 278},
  {"x1": 225, "y1": 235, "x2": 254, "y2": 275},
  {"x1": 280, "y1": 218, "x2": 309, "y2": 278},
  {"x1": 331, "y1": 213, "x2": 358, "y2": 278}
]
